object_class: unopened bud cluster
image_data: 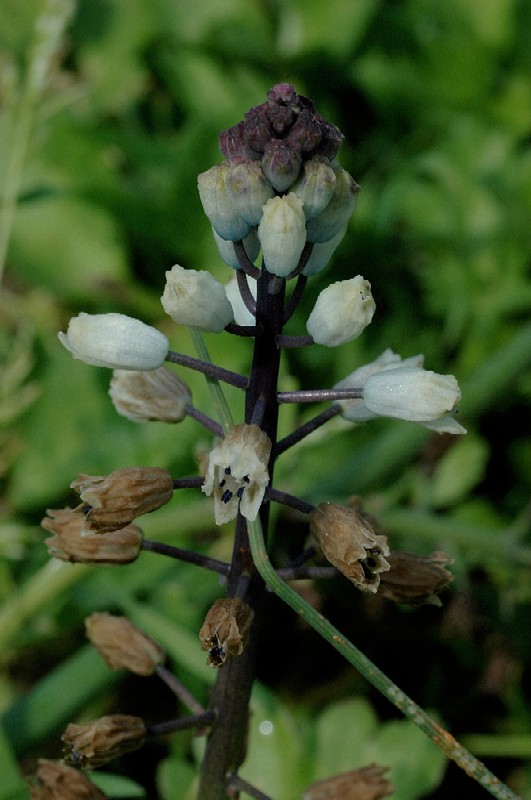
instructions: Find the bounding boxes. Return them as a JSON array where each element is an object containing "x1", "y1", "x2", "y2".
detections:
[{"x1": 198, "y1": 83, "x2": 358, "y2": 277}]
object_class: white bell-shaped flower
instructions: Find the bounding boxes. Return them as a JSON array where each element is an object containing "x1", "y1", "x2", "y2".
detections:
[
  {"x1": 58, "y1": 313, "x2": 169, "y2": 370},
  {"x1": 363, "y1": 366, "x2": 466, "y2": 433},
  {"x1": 202, "y1": 424, "x2": 271, "y2": 525},
  {"x1": 212, "y1": 228, "x2": 260, "y2": 271},
  {"x1": 306, "y1": 275, "x2": 375, "y2": 346},
  {"x1": 198, "y1": 163, "x2": 251, "y2": 242},
  {"x1": 257, "y1": 193, "x2": 306, "y2": 277},
  {"x1": 335, "y1": 349, "x2": 423, "y2": 421},
  {"x1": 161, "y1": 265, "x2": 234, "y2": 333}
]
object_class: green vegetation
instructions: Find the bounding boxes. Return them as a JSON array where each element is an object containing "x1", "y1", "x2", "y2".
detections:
[{"x1": 0, "y1": 0, "x2": 530, "y2": 797}]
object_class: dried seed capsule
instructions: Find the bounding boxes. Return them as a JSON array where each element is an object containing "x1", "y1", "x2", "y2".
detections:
[
  {"x1": 379, "y1": 550, "x2": 453, "y2": 607},
  {"x1": 62, "y1": 715, "x2": 146, "y2": 770},
  {"x1": 303, "y1": 764, "x2": 393, "y2": 800},
  {"x1": 85, "y1": 613, "x2": 166, "y2": 675},
  {"x1": 109, "y1": 366, "x2": 191, "y2": 423},
  {"x1": 71, "y1": 467, "x2": 174, "y2": 534},
  {"x1": 199, "y1": 597, "x2": 254, "y2": 667},
  {"x1": 31, "y1": 759, "x2": 107, "y2": 799},
  {"x1": 42, "y1": 508, "x2": 143, "y2": 564},
  {"x1": 310, "y1": 503, "x2": 390, "y2": 593}
]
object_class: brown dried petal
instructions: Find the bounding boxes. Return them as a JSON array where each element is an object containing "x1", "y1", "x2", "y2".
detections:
[
  {"x1": 199, "y1": 598, "x2": 254, "y2": 667},
  {"x1": 42, "y1": 508, "x2": 142, "y2": 564},
  {"x1": 85, "y1": 613, "x2": 165, "y2": 675},
  {"x1": 31, "y1": 759, "x2": 107, "y2": 799},
  {"x1": 310, "y1": 503, "x2": 390, "y2": 593},
  {"x1": 71, "y1": 467, "x2": 173, "y2": 534},
  {"x1": 303, "y1": 765, "x2": 394, "y2": 800},
  {"x1": 62, "y1": 715, "x2": 146, "y2": 770},
  {"x1": 379, "y1": 550, "x2": 453, "y2": 607}
]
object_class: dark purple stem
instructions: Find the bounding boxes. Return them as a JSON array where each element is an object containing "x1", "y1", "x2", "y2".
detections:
[
  {"x1": 185, "y1": 404, "x2": 224, "y2": 437},
  {"x1": 141, "y1": 539, "x2": 231, "y2": 576},
  {"x1": 237, "y1": 268, "x2": 257, "y2": 316},
  {"x1": 277, "y1": 565, "x2": 337, "y2": 580},
  {"x1": 146, "y1": 710, "x2": 215, "y2": 737},
  {"x1": 226, "y1": 773, "x2": 273, "y2": 800},
  {"x1": 276, "y1": 333, "x2": 313, "y2": 348},
  {"x1": 172, "y1": 477, "x2": 205, "y2": 489},
  {"x1": 225, "y1": 322, "x2": 257, "y2": 337},
  {"x1": 267, "y1": 487, "x2": 316, "y2": 515},
  {"x1": 283, "y1": 274, "x2": 308, "y2": 323},
  {"x1": 233, "y1": 241, "x2": 261, "y2": 279},
  {"x1": 277, "y1": 387, "x2": 363, "y2": 403},
  {"x1": 275, "y1": 405, "x2": 342, "y2": 455},
  {"x1": 166, "y1": 351, "x2": 248, "y2": 389},
  {"x1": 155, "y1": 665, "x2": 206, "y2": 715}
]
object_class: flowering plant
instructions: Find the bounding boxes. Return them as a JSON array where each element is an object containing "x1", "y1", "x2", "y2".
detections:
[{"x1": 37, "y1": 84, "x2": 519, "y2": 800}]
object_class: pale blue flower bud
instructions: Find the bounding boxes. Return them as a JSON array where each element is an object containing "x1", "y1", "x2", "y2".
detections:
[
  {"x1": 291, "y1": 159, "x2": 336, "y2": 221},
  {"x1": 363, "y1": 367, "x2": 463, "y2": 429},
  {"x1": 225, "y1": 274, "x2": 257, "y2": 326},
  {"x1": 306, "y1": 276, "x2": 375, "y2": 346},
  {"x1": 305, "y1": 165, "x2": 359, "y2": 243},
  {"x1": 258, "y1": 193, "x2": 306, "y2": 277},
  {"x1": 161, "y1": 265, "x2": 234, "y2": 333},
  {"x1": 335, "y1": 350, "x2": 423, "y2": 421},
  {"x1": 212, "y1": 228, "x2": 260, "y2": 270},
  {"x1": 302, "y1": 226, "x2": 347, "y2": 276},
  {"x1": 225, "y1": 161, "x2": 274, "y2": 226},
  {"x1": 198, "y1": 163, "x2": 251, "y2": 242},
  {"x1": 58, "y1": 313, "x2": 169, "y2": 370}
]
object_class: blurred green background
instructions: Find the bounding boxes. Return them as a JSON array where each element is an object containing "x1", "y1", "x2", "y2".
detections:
[{"x1": 0, "y1": 0, "x2": 530, "y2": 797}]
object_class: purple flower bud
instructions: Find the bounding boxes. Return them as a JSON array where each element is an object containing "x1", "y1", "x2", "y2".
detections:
[{"x1": 262, "y1": 140, "x2": 302, "y2": 192}]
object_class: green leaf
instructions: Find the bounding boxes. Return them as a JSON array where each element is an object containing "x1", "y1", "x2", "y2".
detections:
[
  {"x1": 0, "y1": 724, "x2": 27, "y2": 799},
  {"x1": 90, "y1": 772, "x2": 146, "y2": 798},
  {"x1": 9, "y1": 196, "x2": 128, "y2": 302},
  {"x1": 430, "y1": 435, "x2": 489, "y2": 507}
]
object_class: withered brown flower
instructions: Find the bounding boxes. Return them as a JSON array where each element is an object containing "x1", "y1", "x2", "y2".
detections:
[
  {"x1": 310, "y1": 503, "x2": 390, "y2": 592},
  {"x1": 302, "y1": 764, "x2": 394, "y2": 800},
  {"x1": 30, "y1": 759, "x2": 107, "y2": 799},
  {"x1": 109, "y1": 366, "x2": 191, "y2": 423},
  {"x1": 42, "y1": 508, "x2": 142, "y2": 564},
  {"x1": 71, "y1": 467, "x2": 173, "y2": 534},
  {"x1": 199, "y1": 597, "x2": 255, "y2": 667},
  {"x1": 62, "y1": 715, "x2": 146, "y2": 770},
  {"x1": 379, "y1": 550, "x2": 453, "y2": 606},
  {"x1": 85, "y1": 613, "x2": 165, "y2": 675}
]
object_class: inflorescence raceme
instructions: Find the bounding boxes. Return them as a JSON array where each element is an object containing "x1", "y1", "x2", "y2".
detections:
[{"x1": 34, "y1": 84, "x2": 517, "y2": 800}]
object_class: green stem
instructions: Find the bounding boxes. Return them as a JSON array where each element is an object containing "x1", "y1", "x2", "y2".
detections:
[
  {"x1": 247, "y1": 517, "x2": 521, "y2": 800},
  {"x1": 190, "y1": 330, "x2": 234, "y2": 435}
]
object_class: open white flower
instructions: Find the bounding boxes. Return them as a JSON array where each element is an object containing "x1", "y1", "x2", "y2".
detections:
[
  {"x1": 58, "y1": 313, "x2": 169, "y2": 370},
  {"x1": 161, "y1": 265, "x2": 234, "y2": 333},
  {"x1": 202, "y1": 424, "x2": 271, "y2": 525},
  {"x1": 306, "y1": 275, "x2": 375, "y2": 346},
  {"x1": 363, "y1": 366, "x2": 465, "y2": 432}
]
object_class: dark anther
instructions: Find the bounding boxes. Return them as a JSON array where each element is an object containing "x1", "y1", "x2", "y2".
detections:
[
  {"x1": 236, "y1": 486, "x2": 245, "y2": 499},
  {"x1": 243, "y1": 475, "x2": 250, "y2": 483},
  {"x1": 225, "y1": 467, "x2": 231, "y2": 475},
  {"x1": 219, "y1": 479, "x2": 226, "y2": 488},
  {"x1": 221, "y1": 489, "x2": 233, "y2": 504},
  {"x1": 82, "y1": 505, "x2": 92, "y2": 516}
]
